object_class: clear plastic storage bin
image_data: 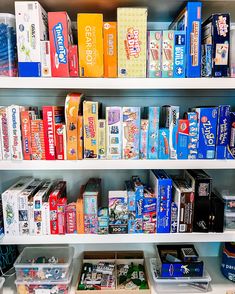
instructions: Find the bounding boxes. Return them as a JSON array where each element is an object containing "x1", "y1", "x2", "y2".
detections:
[
  {"x1": 150, "y1": 258, "x2": 212, "y2": 293},
  {"x1": 0, "y1": 277, "x2": 5, "y2": 294},
  {"x1": 0, "y1": 13, "x2": 17, "y2": 77},
  {"x1": 14, "y1": 246, "x2": 74, "y2": 282},
  {"x1": 215, "y1": 187, "x2": 235, "y2": 212},
  {"x1": 224, "y1": 212, "x2": 235, "y2": 230}
]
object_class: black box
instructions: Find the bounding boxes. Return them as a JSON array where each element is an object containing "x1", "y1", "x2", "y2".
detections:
[
  {"x1": 184, "y1": 170, "x2": 212, "y2": 232},
  {"x1": 209, "y1": 192, "x2": 224, "y2": 232}
]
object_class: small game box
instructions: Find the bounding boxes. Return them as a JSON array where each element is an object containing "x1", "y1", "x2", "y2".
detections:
[
  {"x1": 158, "y1": 128, "x2": 170, "y2": 160},
  {"x1": 98, "y1": 119, "x2": 106, "y2": 159},
  {"x1": 147, "y1": 31, "x2": 162, "y2": 78},
  {"x1": 148, "y1": 107, "x2": 160, "y2": 159},
  {"x1": 104, "y1": 22, "x2": 117, "y2": 78},
  {"x1": 230, "y1": 28, "x2": 235, "y2": 77},
  {"x1": 177, "y1": 119, "x2": 189, "y2": 159},
  {"x1": 140, "y1": 119, "x2": 149, "y2": 159},
  {"x1": 201, "y1": 44, "x2": 212, "y2": 77},
  {"x1": 162, "y1": 31, "x2": 174, "y2": 78},
  {"x1": 173, "y1": 31, "x2": 186, "y2": 78},
  {"x1": 184, "y1": 112, "x2": 198, "y2": 159}
]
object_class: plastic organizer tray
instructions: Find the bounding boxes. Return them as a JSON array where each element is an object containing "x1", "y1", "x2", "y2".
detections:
[
  {"x1": 0, "y1": 277, "x2": 5, "y2": 294},
  {"x1": 15, "y1": 268, "x2": 73, "y2": 294},
  {"x1": 14, "y1": 246, "x2": 74, "y2": 282},
  {"x1": 149, "y1": 258, "x2": 212, "y2": 293}
]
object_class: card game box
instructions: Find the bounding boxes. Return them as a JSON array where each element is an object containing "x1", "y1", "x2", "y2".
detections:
[
  {"x1": 227, "y1": 112, "x2": 235, "y2": 159},
  {"x1": 142, "y1": 192, "x2": 156, "y2": 234},
  {"x1": 76, "y1": 195, "x2": 84, "y2": 234},
  {"x1": 216, "y1": 105, "x2": 230, "y2": 159},
  {"x1": 132, "y1": 176, "x2": 144, "y2": 234},
  {"x1": 148, "y1": 107, "x2": 160, "y2": 159},
  {"x1": 125, "y1": 180, "x2": 136, "y2": 234},
  {"x1": 201, "y1": 44, "x2": 212, "y2": 77},
  {"x1": 77, "y1": 14, "x2": 103, "y2": 77},
  {"x1": 0, "y1": 107, "x2": 11, "y2": 160},
  {"x1": 98, "y1": 119, "x2": 106, "y2": 159},
  {"x1": 65, "y1": 202, "x2": 77, "y2": 234},
  {"x1": 55, "y1": 123, "x2": 66, "y2": 160},
  {"x1": 162, "y1": 31, "x2": 174, "y2": 78},
  {"x1": 98, "y1": 207, "x2": 109, "y2": 234},
  {"x1": 173, "y1": 31, "x2": 186, "y2": 78},
  {"x1": 170, "y1": 2, "x2": 202, "y2": 78},
  {"x1": 48, "y1": 11, "x2": 73, "y2": 77},
  {"x1": 147, "y1": 31, "x2": 162, "y2": 78},
  {"x1": 118, "y1": 8, "x2": 147, "y2": 78},
  {"x1": 177, "y1": 119, "x2": 189, "y2": 159},
  {"x1": 21, "y1": 111, "x2": 32, "y2": 160},
  {"x1": 184, "y1": 112, "x2": 198, "y2": 159},
  {"x1": 158, "y1": 128, "x2": 170, "y2": 160},
  {"x1": 104, "y1": 22, "x2": 117, "y2": 78},
  {"x1": 122, "y1": 107, "x2": 140, "y2": 160},
  {"x1": 31, "y1": 118, "x2": 46, "y2": 160},
  {"x1": 40, "y1": 41, "x2": 51, "y2": 77},
  {"x1": 77, "y1": 115, "x2": 83, "y2": 160},
  {"x1": 15, "y1": 1, "x2": 48, "y2": 77},
  {"x1": 202, "y1": 14, "x2": 230, "y2": 77},
  {"x1": 57, "y1": 197, "x2": 67, "y2": 234},
  {"x1": 140, "y1": 119, "x2": 149, "y2": 159}
]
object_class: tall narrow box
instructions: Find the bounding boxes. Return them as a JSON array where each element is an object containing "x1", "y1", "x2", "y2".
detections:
[
  {"x1": 170, "y1": 2, "x2": 202, "y2": 77},
  {"x1": 158, "y1": 128, "x2": 170, "y2": 160},
  {"x1": 103, "y1": 22, "x2": 117, "y2": 78},
  {"x1": 173, "y1": 31, "x2": 186, "y2": 78},
  {"x1": 48, "y1": 12, "x2": 73, "y2": 77},
  {"x1": 162, "y1": 31, "x2": 174, "y2": 78},
  {"x1": 40, "y1": 41, "x2": 51, "y2": 77},
  {"x1": 69, "y1": 45, "x2": 79, "y2": 77},
  {"x1": 15, "y1": 1, "x2": 48, "y2": 77},
  {"x1": 21, "y1": 111, "x2": 32, "y2": 160},
  {"x1": 202, "y1": 14, "x2": 230, "y2": 77},
  {"x1": 147, "y1": 31, "x2": 162, "y2": 78},
  {"x1": 66, "y1": 203, "x2": 77, "y2": 234},
  {"x1": 230, "y1": 29, "x2": 235, "y2": 77},
  {"x1": 77, "y1": 14, "x2": 103, "y2": 77},
  {"x1": 98, "y1": 119, "x2": 106, "y2": 159},
  {"x1": 125, "y1": 180, "x2": 136, "y2": 234},
  {"x1": 31, "y1": 119, "x2": 46, "y2": 160},
  {"x1": 142, "y1": 192, "x2": 156, "y2": 233},
  {"x1": 227, "y1": 112, "x2": 235, "y2": 159},
  {"x1": 216, "y1": 105, "x2": 230, "y2": 159},
  {"x1": 201, "y1": 44, "x2": 212, "y2": 77},
  {"x1": 148, "y1": 107, "x2": 160, "y2": 159},
  {"x1": 132, "y1": 176, "x2": 144, "y2": 233},
  {"x1": 55, "y1": 124, "x2": 66, "y2": 160},
  {"x1": 117, "y1": 8, "x2": 147, "y2": 78},
  {"x1": 185, "y1": 112, "x2": 198, "y2": 159},
  {"x1": 140, "y1": 119, "x2": 149, "y2": 159},
  {"x1": 177, "y1": 119, "x2": 189, "y2": 159},
  {"x1": 0, "y1": 107, "x2": 11, "y2": 160}
]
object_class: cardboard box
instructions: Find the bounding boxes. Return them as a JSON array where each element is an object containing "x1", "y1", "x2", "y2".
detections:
[
  {"x1": 194, "y1": 107, "x2": 218, "y2": 159},
  {"x1": 209, "y1": 192, "x2": 224, "y2": 232},
  {"x1": 142, "y1": 193, "x2": 156, "y2": 233},
  {"x1": 184, "y1": 112, "x2": 198, "y2": 159},
  {"x1": 98, "y1": 119, "x2": 106, "y2": 159},
  {"x1": 76, "y1": 196, "x2": 84, "y2": 234},
  {"x1": 140, "y1": 119, "x2": 149, "y2": 159},
  {"x1": 21, "y1": 111, "x2": 32, "y2": 160},
  {"x1": 40, "y1": 41, "x2": 51, "y2": 77},
  {"x1": 104, "y1": 22, "x2": 117, "y2": 78},
  {"x1": 15, "y1": 1, "x2": 48, "y2": 77},
  {"x1": 202, "y1": 14, "x2": 230, "y2": 77},
  {"x1": 177, "y1": 119, "x2": 189, "y2": 159},
  {"x1": 69, "y1": 45, "x2": 79, "y2": 77},
  {"x1": 170, "y1": 2, "x2": 202, "y2": 78},
  {"x1": 65, "y1": 203, "x2": 77, "y2": 234},
  {"x1": 0, "y1": 107, "x2": 10, "y2": 160},
  {"x1": 125, "y1": 180, "x2": 136, "y2": 234},
  {"x1": 230, "y1": 29, "x2": 235, "y2": 77},
  {"x1": 216, "y1": 105, "x2": 230, "y2": 159},
  {"x1": 55, "y1": 123, "x2": 66, "y2": 160},
  {"x1": 57, "y1": 197, "x2": 67, "y2": 234},
  {"x1": 98, "y1": 207, "x2": 109, "y2": 234},
  {"x1": 227, "y1": 112, "x2": 235, "y2": 159},
  {"x1": 201, "y1": 44, "x2": 212, "y2": 77},
  {"x1": 148, "y1": 107, "x2": 160, "y2": 159},
  {"x1": 118, "y1": 8, "x2": 147, "y2": 78},
  {"x1": 158, "y1": 128, "x2": 169, "y2": 160},
  {"x1": 122, "y1": 107, "x2": 140, "y2": 160},
  {"x1": 106, "y1": 107, "x2": 122, "y2": 159},
  {"x1": 48, "y1": 12, "x2": 73, "y2": 77},
  {"x1": 31, "y1": 119, "x2": 46, "y2": 160},
  {"x1": 77, "y1": 115, "x2": 83, "y2": 160},
  {"x1": 77, "y1": 14, "x2": 103, "y2": 77},
  {"x1": 132, "y1": 176, "x2": 144, "y2": 234},
  {"x1": 173, "y1": 31, "x2": 186, "y2": 78},
  {"x1": 162, "y1": 31, "x2": 174, "y2": 78},
  {"x1": 0, "y1": 197, "x2": 3, "y2": 238},
  {"x1": 147, "y1": 31, "x2": 162, "y2": 78},
  {"x1": 83, "y1": 101, "x2": 99, "y2": 159}
]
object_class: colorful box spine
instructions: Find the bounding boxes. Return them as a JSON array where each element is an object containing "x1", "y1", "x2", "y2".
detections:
[
  {"x1": 83, "y1": 195, "x2": 98, "y2": 234},
  {"x1": 40, "y1": 41, "x2": 51, "y2": 77},
  {"x1": 98, "y1": 207, "x2": 109, "y2": 234},
  {"x1": 122, "y1": 107, "x2": 140, "y2": 160},
  {"x1": 117, "y1": 8, "x2": 147, "y2": 78},
  {"x1": 42, "y1": 202, "x2": 50, "y2": 235},
  {"x1": 162, "y1": 31, "x2": 174, "y2": 78},
  {"x1": 103, "y1": 22, "x2": 117, "y2": 78},
  {"x1": 230, "y1": 29, "x2": 235, "y2": 77},
  {"x1": 31, "y1": 119, "x2": 46, "y2": 160},
  {"x1": 68, "y1": 45, "x2": 79, "y2": 77},
  {"x1": 7, "y1": 105, "x2": 23, "y2": 160},
  {"x1": 77, "y1": 14, "x2": 104, "y2": 77},
  {"x1": 76, "y1": 195, "x2": 84, "y2": 234},
  {"x1": 132, "y1": 177, "x2": 144, "y2": 234},
  {"x1": 186, "y1": 112, "x2": 198, "y2": 159},
  {"x1": 173, "y1": 31, "x2": 186, "y2": 78},
  {"x1": 0, "y1": 107, "x2": 11, "y2": 160},
  {"x1": 147, "y1": 31, "x2": 162, "y2": 78},
  {"x1": 227, "y1": 112, "x2": 235, "y2": 159},
  {"x1": 170, "y1": 2, "x2": 202, "y2": 78},
  {"x1": 142, "y1": 196, "x2": 156, "y2": 233},
  {"x1": 125, "y1": 180, "x2": 136, "y2": 234},
  {"x1": 148, "y1": 107, "x2": 160, "y2": 159},
  {"x1": 77, "y1": 115, "x2": 83, "y2": 160},
  {"x1": 98, "y1": 119, "x2": 106, "y2": 159},
  {"x1": 158, "y1": 128, "x2": 170, "y2": 160},
  {"x1": 216, "y1": 105, "x2": 230, "y2": 159},
  {"x1": 65, "y1": 203, "x2": 77, "y2": 234},
  {"x1": 43, "y1": 106, "x2": 56, "y2": 160},
  {"x1": 195, "y1": 107, "x2": 218, "y2": 159},
  {"x1": 57, "y1": 197, "x2": 67, "y2": 235},
  {"x1": 201, "y1": 44, "x2": 212, "y2": 77},
  {"x1": 55, "y1": 123, "x2": 66, "y2": 160},
  {"x1": 48, "y1": 12, "x2": 73, "y2": 77},
  {"x1": 21, "y1": 111, "x2": 32, "y2": 160},
  {"x1": 140, "y1": 119, "x2": 149, "y2": 159},
  {"x1": 177, "y1": 119, "x2": 189, "y2": 159},
  {"x1": 83, "y1": 101, "x2": 98, "y2": 159},
  {"x1": 106, "y1": 107, "x2": 122, "y2": 159}
]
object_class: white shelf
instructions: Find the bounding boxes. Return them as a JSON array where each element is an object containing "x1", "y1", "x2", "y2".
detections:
[
  {"x1": 1, "y1": 77, "x2": 235, "y2": 90},
  {"x1": 1, "y1": 232, "x2": 235, "y2": 245},
  {"x1": 1, "y1": 159, "x2": 235, "y2": 170}
]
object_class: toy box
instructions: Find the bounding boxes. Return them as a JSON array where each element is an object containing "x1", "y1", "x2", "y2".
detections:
[
  {"x1": 162, "y1": 105, "x2": 179, "y2": 159},
  {"x1": 104, "y1": 22, "x2": 117, "y2": 78},
  {"x1": 143, "y1": 192, "x2": 156, "y2": 234},
  {"x1": 194, "y1": 107, "x2": 218, "y2": 159},
  {"x1": 170, "y1": 2, "x2": 202, "y2": 78},
  {"x1": 98, "y1": 207, "x2": 109, "y2": 234},
  {"x1": 15, "y1": 1, "x2": 48, "y2": 77},
  {"x1": 162, "y1": 31, "x2": 174, "y2": 78},
  {"x1": 77, "y1": 115, "x2": 83, "y2": 160},
  {"x1": 40, "y1": 40, "x2": 51, "y2": 77},
  {"x1": 155, "y1": 244, "x2": 204, "y2": 278},
  {"x1": 184, "y1": 169, "x2": 212, "y2": 233},
  {"x1": 65, "y1": 203, "x2": 77, "y2": 234},
  {"x1": 55, "y1": 123, "x2": 66, "y2": 160},
  {"x1": 106, "y1": 107, "x2": 122, "y2": 160},
  {"x1": 140, "y1": 119, "x2": 149, "y2": 159},
  {"x1": 42, "y1": 199, "x2": 50, "y2": 235},
  {"x1": 77, "y1": 14, "x2": 103, "y2": 77},
  {"x1": 48, "y1": 12, "x2": 73, "y2": 77},
  {"x1": 148, "y1": 107, "x2": 160, "y2": 159},
  {"x1": 132, "y1": 176, "x2": 144, "y2": 234},
  {"x1": 227, "y1": 112, "x2": 235, "y2": 159},
  {"x1": 158, "y1": 128, "x2": 169, "y2": 160},
  {"x1": 18, "y1": 179, "x2": 43, "y2": 235},
  {"x1": 21, "y1": 111, "x2": 32, "y2": 160},
  {"x1": 202, "y1": 14, "x2": 230, "y2": 77},
  {"x1": 65, "y1": 93, "x2": 83, "y2": 160},
  {"x1": 83, "y1": 101, "x2": 99, "y2": 159},
  {"x1": 0, "y1": 107, "x2": 10, "y2": 160},
  {"x1": 117, "y1": 8, "x2": 147, "y2": 78},
  {"x1": 184, "y1": 112, "x2": 198, "y2": 159},
  {"x1": 98, "y1": 119, "x2": 106, "y2": 159},
  {"x1": 172, "y1": 178, "x2": 194, "y2": 233},
  {"x1": 150, "y1": 170, "x2": 172, "y2": 233},
  {"x1": 147, "y1": 31, "x2": 162, "y2": 78},
  {"x1": 125, "y1": 180, "x2": 136, "y2": 234},
  {"x1": 173, "y1": 31, "x2": 186, "y2": 78},
  {"x1": 122, "y1": 107, "x2": 140, "y2": 160},
  {"x1": 69, "y1": 45, "x2": 79, "y2": 77},
  {"x1": 230, "y1": 28, "x2": 235, "y2": 77},
  {"x1": 177, "y1": 119, "x2": 189, "y2": 159},
  {"x1": 109, "y1": 191, "x2": 128, "y2": 234},
  {"x1": 216, "y1": 105, "x2": 230, "y2": 159},
  {"x1": 31, "y1": 118, "x2": 46, "y2": 160},
  {"x1": 76, "y1": 195, "x2": 84, "y2": 234},
  {"x1": 2, "y1": 177, "x2": 33, "y2": 236},
  {"x1": 57, "y1": 197, "x2": 67, "y2": 235},
  {"x1": 201, "y1": 44, "x2": 212, "y2": 77},
  {"x1": 0, "y1": 13, "x2": 17, "y2": 77}
]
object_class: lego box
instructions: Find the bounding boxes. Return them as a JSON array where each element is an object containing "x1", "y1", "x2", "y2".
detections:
[
  {"x1": 216, "y1": 105, "x2": 230, "y2": 159},
  {"x1": 118, "y1": 8, "x2": 147, "y2": 78},
  {"x1": 103, "y1": 22, "x2": 117, "y2": 78},
  {"x1": 173, "y1": 31, "x2": 186, "y2": 78},
  {"x1": 147, "y1": 31, "x2": 162, "y2": 78},
  {"x1": 77, "y1": 14, "x2": 103, "y2": 77},
  {"x1": 162, "y1": 31, "x2": 174, "y2": 78}
]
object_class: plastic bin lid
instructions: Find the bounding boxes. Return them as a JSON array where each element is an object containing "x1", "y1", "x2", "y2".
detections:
[
  {"x1": 0, "y1": 13, "x2": 15, "y2": 19},
  {"x1": 0, "y1": 277, "x2": 5, "y2": 289}
]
